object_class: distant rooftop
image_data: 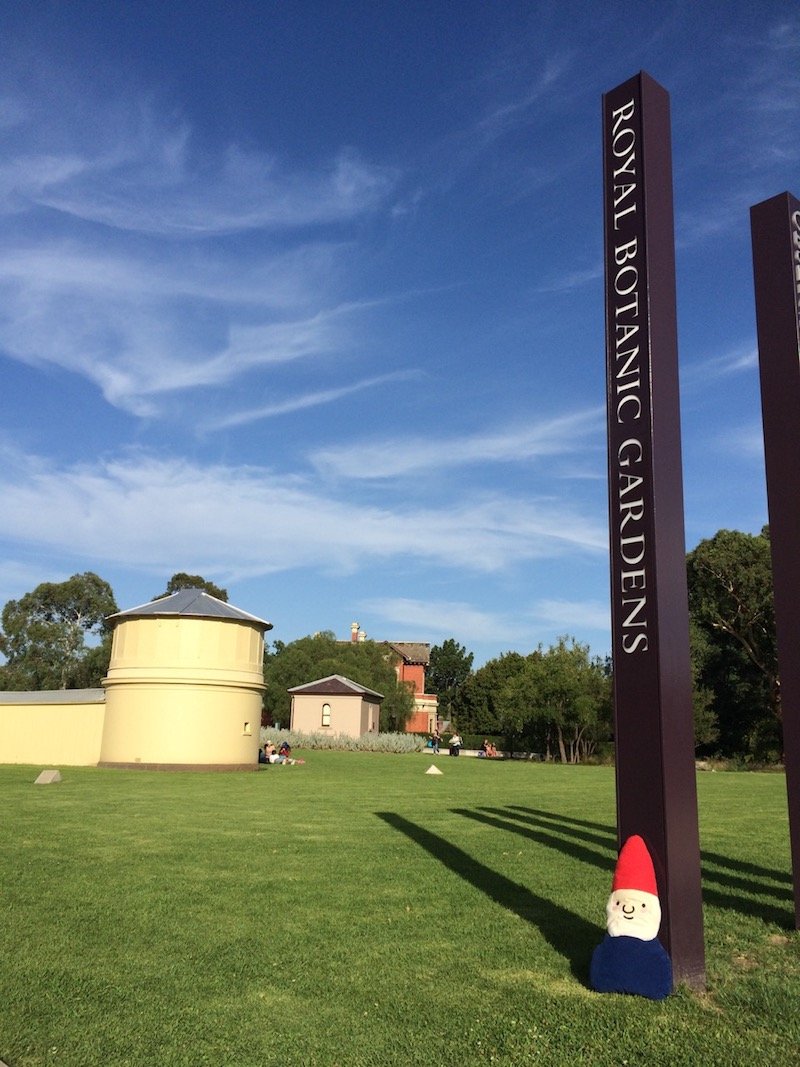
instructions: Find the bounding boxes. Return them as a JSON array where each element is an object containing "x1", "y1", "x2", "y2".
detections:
[
  {"x1": 107, "y1": 588, "x2": 273, "y2": 632},
  {"x1": 384, "y1": 641, "x2": 430, "y2": 665},
  {"x1": 287, "y1": 674, "x2": 384, "y2": 701}
]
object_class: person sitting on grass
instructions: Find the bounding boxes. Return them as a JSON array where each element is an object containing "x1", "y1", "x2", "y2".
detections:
[
  {"x1": 274, "y1": 741, "x2": 305, "y2": 766},
  {"x1": 261, "y1": 741, "x2": 281, "y2": 764},
  {"x1": 274, "y1": 740, "x2": 301, "y2": 764}
]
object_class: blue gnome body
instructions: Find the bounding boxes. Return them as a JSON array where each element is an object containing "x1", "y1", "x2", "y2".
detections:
[{"x1": 590, "y1": 932, "x2": 673, "y2": 1000}]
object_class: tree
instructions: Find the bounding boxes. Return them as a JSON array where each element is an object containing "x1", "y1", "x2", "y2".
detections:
[
  {"x1": 262, "y1": 632, "x2": 415, "y2": 731},
  {"x1": 154, "y1": 573, "x2": 228, "y2": 602},
  {"x1": 453, "y1": 639, "x2": 610, "y2": 761},
  {"x1": 688, "y1": 618, "x2": 719, "y2": 751},
  {"x1": 686, "y1": 527, "x2": 778, "y2": 758},
  {"x1": 0, "y1": 572, "x2": 118, "y2": 691},
  {"x1": 503, "y1": 638, "x2": 611, "y2": 762},
  {"x1": 452, "y1": 651, "x2": 528, "y2": 738},
  {"x1": 427, "y1": 639, "x2": 474, "y2": 721},
  {"x1": 534, "y1": 637, "x2": 611, "y2": 763},
  {"x1": 492, "y1": 651, "x2": 543, "y2": 750}
]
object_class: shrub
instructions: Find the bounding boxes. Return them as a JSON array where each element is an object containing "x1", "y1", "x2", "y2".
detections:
[
  {"x1": 460, "y1": 733, "x2": 503, "y2": 750},
  {"x1": 259, "y1": 727, "x2": 425, "y2": 754}
]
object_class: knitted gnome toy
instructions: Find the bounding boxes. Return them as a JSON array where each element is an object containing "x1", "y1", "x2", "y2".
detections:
[{"x1": 589, "y1": 834, "x2": 673, "y2": 1000}]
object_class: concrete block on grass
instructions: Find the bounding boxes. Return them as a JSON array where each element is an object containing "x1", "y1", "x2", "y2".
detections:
[{"x1": 34, "y1": 769, "x2": 62, "y2": 785}]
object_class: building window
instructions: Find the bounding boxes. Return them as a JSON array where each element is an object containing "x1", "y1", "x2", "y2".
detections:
[{"x1": 321, "y1": 703, "x2": 331, "y2": 728}]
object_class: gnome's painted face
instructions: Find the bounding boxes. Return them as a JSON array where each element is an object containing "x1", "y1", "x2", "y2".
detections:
[{"x1": 606, "y1": 888, "x2": 661, "y2": 941}]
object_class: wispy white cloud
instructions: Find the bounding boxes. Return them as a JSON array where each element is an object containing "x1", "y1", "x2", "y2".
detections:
[
  {"x1": 0, "y1": 83, "x2": 396, "y2": 235},
  {"x1": 534, "y1": 263, "x2": 603, "y2": 294},
  {"x1": 0, "y1": 446, "x2": 607, "y2": 580},
  {"x1": 0, "y1": 239, "x2": 370, "y2": 414},
  {"x1": 32, "y1": 145, "x2": 396, "y2": 237},
  {"x1": 311, "y1": 407, "x2": 604, "y2": 480},
  {"x1": 0, "y1": 288, "x2": 347, "y2": 416},
  {"x1": 530, "y1": 597, "x2": 609, "y2": 635},
  {"x1": 359, "y1": 594, "x2": 610, "y2": 650},
  {"x1": 0, "y1": 82, "x2": 398, "y2": 416},
  {"x1": 359, "y1": 597, "x2": 522, "y2": 644},
  {"x1": 472, "y1": 52, "x2": 575, "y2": 147},
  {"x1": 0, "y1": 559, "x2": 62, "y2": 609},
  {"x1": 0, "y1": 152, "x2": 90, "y2": 209},
  {"x1": 0, "y1": 94, "x2": 28, "y2": 130},
  {"x1": 674, "y1": 185, "x2": 764, "y2": 247},
  {"x1": 741, "y1": 18, "x2": 800, "y2": 166},
  {"x1": 394, "y1": 44, "x2": 583, "y2": 214},
  {"x1": 671, "y1": 12, "x2": 800, "y2": 246},
  {"x1": 681, "y1": 346, "x2": 758, "y2": 390},
  {"x1": 208, "y1": 371, "x2": 422, "y2": 430},
  {"x1": 713, "y1": 422, "x2": 764, "y2": 462},
  {"x1": 0, "y1": 241, "x2": 338, "y2": 307}
]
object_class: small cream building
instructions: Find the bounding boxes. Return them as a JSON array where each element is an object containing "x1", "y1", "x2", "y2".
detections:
[
  {"x1": 288, "y1": 675, "x2": 383, "y2": 738},
  {"x1": 0, "y1": 588, "x2": 272, "y2": 770}
]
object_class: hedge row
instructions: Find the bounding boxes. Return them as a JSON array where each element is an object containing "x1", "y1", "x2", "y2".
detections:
[{"x1": 259, "y1": 727, "x2": 426, "y2": 754}]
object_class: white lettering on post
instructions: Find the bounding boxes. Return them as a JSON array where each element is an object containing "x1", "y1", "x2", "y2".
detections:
[
  {"x1": 608, "y1": 92, "x2": 649, "y2": 653},
  {"x1": 612, "y1": 100, "x2": 638, "y2": 230}
]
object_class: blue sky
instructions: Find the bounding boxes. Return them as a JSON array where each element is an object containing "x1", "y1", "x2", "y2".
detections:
[{"x1": 0, "y1": 1, "x2": 797, "y2": 667}]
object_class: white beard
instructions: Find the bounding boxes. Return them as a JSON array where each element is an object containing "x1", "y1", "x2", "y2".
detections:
[{"x1": 606, "y1": 888, "x2": 661, "y2": 941}]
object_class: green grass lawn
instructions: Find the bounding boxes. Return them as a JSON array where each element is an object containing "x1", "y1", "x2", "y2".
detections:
[{"x1": 1, "y1": 753, "x2": 799, "y2": 1066}]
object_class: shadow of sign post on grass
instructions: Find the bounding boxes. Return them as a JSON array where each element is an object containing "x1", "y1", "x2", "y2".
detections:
[{"x1": 375, "y1": 811, "x2": 598, "y2": 981}]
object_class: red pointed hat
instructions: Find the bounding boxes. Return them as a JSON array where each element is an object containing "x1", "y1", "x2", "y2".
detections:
[{"x1": 611, "y1": 834, "x2": 658, "y2": 896}]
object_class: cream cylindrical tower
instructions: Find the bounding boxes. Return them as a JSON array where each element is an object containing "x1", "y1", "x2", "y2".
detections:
[{"x1": 98, "y1": 589, "x2": 271, "y2": 770}]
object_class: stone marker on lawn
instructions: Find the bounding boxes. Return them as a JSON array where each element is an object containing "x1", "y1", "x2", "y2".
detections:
[{"x1": 34, "y1": 769, "x2": 62, "y2": 784}]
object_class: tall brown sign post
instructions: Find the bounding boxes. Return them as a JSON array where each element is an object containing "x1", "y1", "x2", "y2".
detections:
[
  {"x1": 751, "y1": 191, "x2": 800, "y2": 928},
  {"x1": 602, "y1": 71, "x2": 705, "y2": 988}
]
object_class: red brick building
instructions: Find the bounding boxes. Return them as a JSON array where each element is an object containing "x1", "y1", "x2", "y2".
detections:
[
  {"x1": 385, "y1": 641, "x2": 439, "y2": 734},
  {"x1": 349, "y1": 623, "x2": 439, "y2": 734}
]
